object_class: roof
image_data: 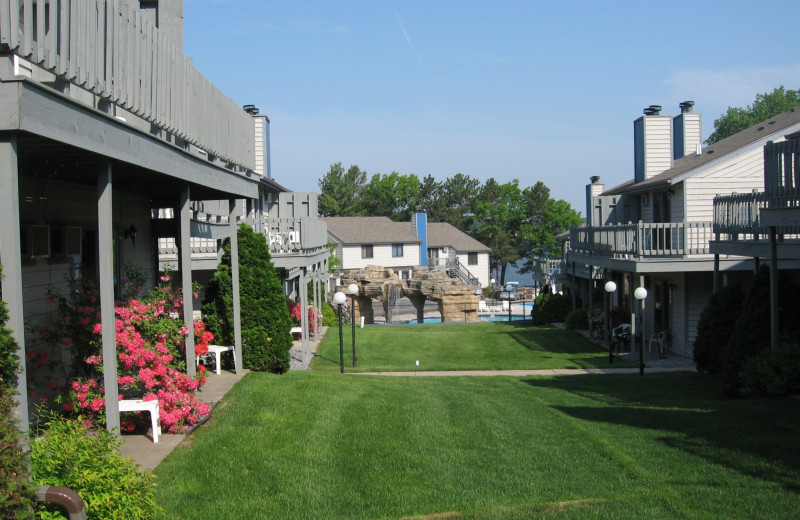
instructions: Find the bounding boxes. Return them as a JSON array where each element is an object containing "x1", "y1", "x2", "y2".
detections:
[
  {"x1": 321, "y1": 216, "x2": 422, "y2": 245},
  {"x1": 427, "y1": 222, "x2": 491, "y2": 252},
  {"x1": 604, "y1": 107, "x2": 800, "y2": 196}
]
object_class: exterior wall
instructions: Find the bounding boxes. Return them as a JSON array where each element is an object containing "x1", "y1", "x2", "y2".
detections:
[
  {"x1": 684, "y1": 148, "x2": 765, "y2": 222},
  {"x1": 455, "y1": 252, "x2": 491, "y2": 287},
  {"x1": 673, "y1": 112, "x2": 702, "y2": 159},
  {"x1": 683, "y1": 271, "x2": 714, "y2": 358},
  {"x1": 341, "y1": 243, "x2": 421, "y2": 270},
  {"x1": 635, "y1": 115, "x2": 673, "y2": 182}
]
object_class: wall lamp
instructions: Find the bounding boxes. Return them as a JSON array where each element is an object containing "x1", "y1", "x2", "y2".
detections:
[{"x1": 125, "y1": 224, "x2": 138, "y2": 248}]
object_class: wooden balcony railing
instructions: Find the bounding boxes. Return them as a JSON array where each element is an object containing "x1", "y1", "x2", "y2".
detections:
[
  {"x1": 570, "y1": 221, "x2": 714, "y2": 258},
  {"x1": 764, "y1": 139, "x2": 800, "y2": 207},
  {"x1": 713, "y1": 191, "x2": 800, "y2": 240},
  {"x1": 263, "y1": 217, "x2": 328, "y2": 255},
  {"x1": 1, "y1": 0, "x2": 255, "y2": 169}
]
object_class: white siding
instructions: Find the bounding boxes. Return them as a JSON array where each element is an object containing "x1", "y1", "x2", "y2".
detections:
[
  {"x1": 456, "y1": 252, "x2": 491, "y2": 287},
  {"x1": 683, "y1": 272, "x2": 714, "y2": 358},
  {"x1": 671, "y1": 183, "x2": 685, "y2": 222},
  {"x1": 684, "y1": 147, "x2": 765, "y2": 222},
  {"x1": 645, "y1": 116, "x2": 673, "y2": 179},
  {"x1": 341, "y1": 243, "x2": 420, "y2": 270}
]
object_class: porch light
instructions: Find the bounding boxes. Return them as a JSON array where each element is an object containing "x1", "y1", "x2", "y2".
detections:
[
  {"x1": 125, "y1": 224, "x2": 138, "y2": 248},
  {"x1": 604, "y1": 281, "x2": 617, "y2": 364},
  {"x1": 347, "y1": 284, "x2": 359, "y2": 367},
  {"x1": 333, "y1": 291, "x2": 347, "y2": 374},
  {"x1": 634, "y1": 287, "x2": 648, "y2": 376}
]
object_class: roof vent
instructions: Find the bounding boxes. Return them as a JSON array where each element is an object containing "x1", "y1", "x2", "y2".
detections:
[
  {"x1": 590, "y1": 176, "x2": 600, "y2": 184},
  {"x1": 679, "y1": 101, "x2": 694, "y2": 113},
  {"x1": 242, "y1": 104, "x2": 259, "y2": 115},
  {"x1": 643, "y1": 105, "x2": 662, "y2": 116}
]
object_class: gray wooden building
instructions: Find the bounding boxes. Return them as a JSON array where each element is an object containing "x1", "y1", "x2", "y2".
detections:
[{"x1": 0, "y1": 0, "x2": 327, "y2": 435}]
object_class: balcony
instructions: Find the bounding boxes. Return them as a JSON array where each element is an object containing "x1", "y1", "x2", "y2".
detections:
[
  {"x1": 263, "y1": 217, "x2": 328, "y2": 256},
  {"x1": 2, "y1": 0, "x2": 255, "y2": 171},
  {"x1": 570, "y1": 222, "x2": 714, "y2": 259}
]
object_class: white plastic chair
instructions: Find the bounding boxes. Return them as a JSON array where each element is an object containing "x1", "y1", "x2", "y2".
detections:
[
  {"x1": 478, "y1": 300, "x2": 490, "y2": 313},
  {"x1": 196, "y1": 344, "x2": 235, "y2": 375},
  {"x1": 119, "y1": 399, "x2": 160, "y2": 443},
  {"x1": 649, "y1": 331, "x2": 666, "y2": 356}
]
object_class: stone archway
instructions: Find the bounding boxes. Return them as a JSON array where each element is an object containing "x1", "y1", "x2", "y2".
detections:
[{"x1": 339, "y1": 265, "x2": 481, "y2": 324}]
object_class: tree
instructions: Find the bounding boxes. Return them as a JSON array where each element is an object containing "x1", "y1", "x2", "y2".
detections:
[
  {"x1": 360, "y1": 172, "x2": 421, "y2": 221},
  {"x1": 318, "y1": 162, "x2": 367, "y2": 216},
  {"x1": 472, "y1": 178, "x2": 525, "y2": 285},
  {"x1": 203, "y1": 224, "x2": 294, "y2": 373},
  {"x1": 706, "y1": 86, "x2": 800, "y2": 144}
]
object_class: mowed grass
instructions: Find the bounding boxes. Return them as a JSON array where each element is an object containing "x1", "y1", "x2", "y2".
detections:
[
  {"x1": 311, "y1": 321, "x2": 637, "y2": 372},
  {"x1": 154, "y1": 371, "x2": 800, "y2": 519}
]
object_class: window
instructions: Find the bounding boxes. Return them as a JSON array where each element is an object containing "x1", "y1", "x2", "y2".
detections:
[
  {"x1": 361, "y1": 244, "x2": 373, "y2": 259},
  {"x1": 468, "y1": 252, "x2": 478, "y2": 265},
  {"x1": 392, "y1": 243, "x2": 403, "y2": 257}
]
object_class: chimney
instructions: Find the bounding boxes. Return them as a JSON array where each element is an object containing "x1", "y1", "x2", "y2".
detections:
[
  {"x1": 673, "y1": 101, "x2": 702, "y2": 160},
  {"x1": 634, "y1": 105, "x2": 673, "y2": 182},
  {"x1": 586, "y1": 177, "x2": 605, "y2": 227},
  {"x1": 412, "y1": 213, "x2": 428, "y2": 266},
  {"x1": 245, "y1": 105, "x2": 272, "y2": 178}
]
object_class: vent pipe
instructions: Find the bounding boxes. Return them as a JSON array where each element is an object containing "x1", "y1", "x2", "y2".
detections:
[{"x1": 679, "y1": 101, "x2": 694, "y2": 114}]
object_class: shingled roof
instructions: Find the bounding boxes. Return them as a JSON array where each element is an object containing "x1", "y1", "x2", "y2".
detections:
[
  {"x1": 427, "y1": 222, "x2": 491, "y2": 252},
  {"x1": 604, "y1": 107, "x2": 800, "y2": 196},
  {"x1": 321, "y1": 216, "x2": 422, "y2": 245}
]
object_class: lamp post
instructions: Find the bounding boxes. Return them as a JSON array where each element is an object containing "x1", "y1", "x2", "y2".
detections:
[
  {"x1": 506, "y1": 284, "x2": 514, "y2": 323},
  {"x1": 604, "y1": 281, "x2": 617, "y2": 364},
  {"x1": 347, "y1": 283, "x2": 359, "y2": 367},
  {"x1": 490, "y1": 278, "x2": 496, "y2": 308},
  {"x1": 333, "y1": 291, "x2": 347, "y2": 374},
  {"x1": 634, "y1": 286, "x2": 648, "y2": 376}
]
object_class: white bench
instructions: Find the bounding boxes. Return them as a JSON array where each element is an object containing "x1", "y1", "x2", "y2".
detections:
[
  {"x1": 196, "y1": 344, "x2": 235, "y2": 375},
  {"x1": 118, "y1": 399, "x2": 160, "y2": 443}
]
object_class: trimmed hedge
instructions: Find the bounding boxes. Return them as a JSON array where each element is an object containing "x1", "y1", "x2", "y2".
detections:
[
  {"x1": 532, "y1": 292, "x2": 572, "y2": 325},
  {"x1": 693, "y1": 283, "x2": 744, "y2": 374},
  {"x1": 564, "y1": 308, "x2": 590, "y2": 330}
]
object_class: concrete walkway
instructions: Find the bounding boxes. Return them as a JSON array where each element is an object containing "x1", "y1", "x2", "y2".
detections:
[{"x1": 121, "y1": 369, "x2": 249, "y2": 471}]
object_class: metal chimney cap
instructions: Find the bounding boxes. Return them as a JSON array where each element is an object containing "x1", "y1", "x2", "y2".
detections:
[
  {"x1": 242, "y1": 104, "x2": 259, "y2": 115},
  {"x1": 679, "y1": 101, "x2": 695, "y2": 113},
  {"x1": 590, "y1": 176, "x2": 600, "y2": 183}
]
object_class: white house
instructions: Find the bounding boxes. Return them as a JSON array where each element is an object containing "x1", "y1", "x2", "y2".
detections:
[{"x1": 566, "y1": 103, "x2": 800, "y2": 358}]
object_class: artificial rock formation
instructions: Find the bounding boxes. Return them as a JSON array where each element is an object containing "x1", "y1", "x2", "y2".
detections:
[{"x1": 339, "y1": 265, "x2": 481, "y2": 324}]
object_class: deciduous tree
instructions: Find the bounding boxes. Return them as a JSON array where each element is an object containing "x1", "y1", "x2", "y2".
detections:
[{"x1": 706, "y1": 86, "x2": 800, "y2": 144}]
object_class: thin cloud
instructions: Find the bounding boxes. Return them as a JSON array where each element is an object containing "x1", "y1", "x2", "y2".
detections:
[{"x1": 393, "y1": 9, "x2": 423, "y2": 63}]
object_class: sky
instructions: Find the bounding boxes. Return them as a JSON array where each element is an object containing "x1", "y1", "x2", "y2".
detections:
[{"x1": 183, "y1": 0, "x2": 799, "y2": 214}]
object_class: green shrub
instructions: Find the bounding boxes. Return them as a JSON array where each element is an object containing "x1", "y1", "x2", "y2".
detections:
[
  {"x1": 532, "y1": 292, "x2": 571, "y2": 325},
  {"x1": 739, "y1": 342, "x2": 800, "y2": 397},
  {"x1": 203, "y1": 224, "x2": 294, "y2": 373},
  {"x1": 320, "y1": 302, "x2": 338, "y2": 327},
  {"x1": 30, "y1": 413, "x2": 160, "y2": 520},
  {"x1": 564, "y1": 308, "x2": 589, "y2": 330},
  {"x1": 693, "y1": 283, "x2": 744, "y2": 374},
  {"x1": 0, "y1": 264, "x2": 35, "y2": 519}
]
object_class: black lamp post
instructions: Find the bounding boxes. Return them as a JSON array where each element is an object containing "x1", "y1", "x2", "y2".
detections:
[
  {"x1": 333, "y1": 291, "x2": 347, "y2": 374},
  {"x1": 347, "y1": 283, "x2": 359, "y2": 367},
  {"x1": 634, "y1": 286, "x2": 648, "y2": 376},
  {"x1": 604, "y1": 280, "x2": 617, "y2": 364}
]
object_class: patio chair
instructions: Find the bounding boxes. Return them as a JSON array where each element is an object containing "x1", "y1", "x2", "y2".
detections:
[
  {"x1": 611, "y1": 323, "x2": 631, "y2": 353},
  {"x1": 501, "y1": 300, "x2": 510, "y2": 312},
  {"x1": 478, "y1": 300, "x2": 491, "y2": 313},
  {"x1": 649, "y1": 331, "x2": 667, "y2": 357},
  {"x1": 118, "y1": 399, "x2": 160, "y2": 443},
  {"x1": 196, "y1": 344, "x2": 235, "y2": 375}
]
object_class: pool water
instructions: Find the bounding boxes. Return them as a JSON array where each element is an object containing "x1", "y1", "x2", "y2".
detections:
[{"x1": 392, "y1": 314, "x2": 529, "y2": 325}]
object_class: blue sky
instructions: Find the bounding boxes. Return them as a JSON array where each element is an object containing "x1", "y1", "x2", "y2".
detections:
[{"x1": 183, "y1": 0, "x2": 799, "y2": 213}]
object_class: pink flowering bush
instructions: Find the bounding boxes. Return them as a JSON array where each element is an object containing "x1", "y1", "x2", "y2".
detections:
[
  {"x1": 32, "y1": 267, "x2": 213, "y2": 433},
  {"x1": 287, "y1": 302, "x2": 320, "y2": 333}
]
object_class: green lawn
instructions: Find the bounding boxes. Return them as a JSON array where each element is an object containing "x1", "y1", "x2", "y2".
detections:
[
  {"x1": 155, "y1": 371, "x2": 800, "y2": 519},
  {"x1": 311, "y1": 322, "x2": 637, "y2": 372}
]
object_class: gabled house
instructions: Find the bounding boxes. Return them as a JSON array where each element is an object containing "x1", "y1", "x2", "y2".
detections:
[
  {"x1": 0, "y1": 0, "x2": 326, "y2": 435},
  {"x1": 566, "y1": 103, "x2": 800, "y2": 358},
  {"x1": 711, "y1": 130, "x2": 800, "y2": 348},
  {"x1": 323, "y1": 214, "x2": 491, "y2": 287}
]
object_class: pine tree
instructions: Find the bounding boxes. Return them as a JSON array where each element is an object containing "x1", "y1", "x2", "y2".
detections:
[{"x1": 203, "y1": 225, "x2": 293, "y2": 373}]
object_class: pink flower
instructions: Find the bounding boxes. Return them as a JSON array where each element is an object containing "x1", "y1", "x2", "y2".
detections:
[
  {"x1": 92, "y1": 323, "x2": 102, "y2": 334},
  {"x1": 62, "y1": 338, "x2": 73, "y2": 347}
]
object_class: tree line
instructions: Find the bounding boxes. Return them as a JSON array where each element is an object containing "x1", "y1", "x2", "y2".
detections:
[{"x1": 318, "y1": 163, "x2": 582, "y2": 284}]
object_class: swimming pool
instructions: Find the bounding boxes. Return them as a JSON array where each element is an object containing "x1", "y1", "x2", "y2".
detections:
[{"x1": 390, "y1": 314, "x2": 529, "y2": 325}]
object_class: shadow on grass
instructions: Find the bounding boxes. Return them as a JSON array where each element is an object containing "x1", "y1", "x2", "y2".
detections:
[{"x1": 522, "y1": 372, "x2": 800, "y2": 494}]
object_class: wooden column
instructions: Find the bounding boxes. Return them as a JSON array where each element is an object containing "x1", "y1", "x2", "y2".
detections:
[
  {"x1": 0, "y1": 136, "x2": 29, "y2": 437},
  {"x1": 97, "y1": 161, "x2": 119, "y2": 432},
  {"x1": 179, "y1": 186, "x2": 195, "y2": 377},
  {"x1": 300, "y1": 272, "x2": 309, "y2": 364},
  {"x1": 769, "y1": 227, "x2": 778, "y2": 349},
  {"x1": 229, "y1": 200, "x2": 243, "y2": 373}
]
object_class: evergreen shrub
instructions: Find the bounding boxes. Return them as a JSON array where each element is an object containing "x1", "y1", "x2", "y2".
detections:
[
  {"x1": 739, "y1": 342, "x2": 800, "y2": 397},
  {"x1": 203, "y1": 224, "x2": 293, "y2": 373},
  {"x1": 564, "y1": 308, "x2": 590, "y2": 330},
  {"x1": 532, "y1": 293, "x2": 571, "y2": 325},
  {"x1": 0, "y1": 265, "x2": 35, "y2": 519},
  {"x1": 693, "y1": 283, "x2": 744, "y2": 374}
]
